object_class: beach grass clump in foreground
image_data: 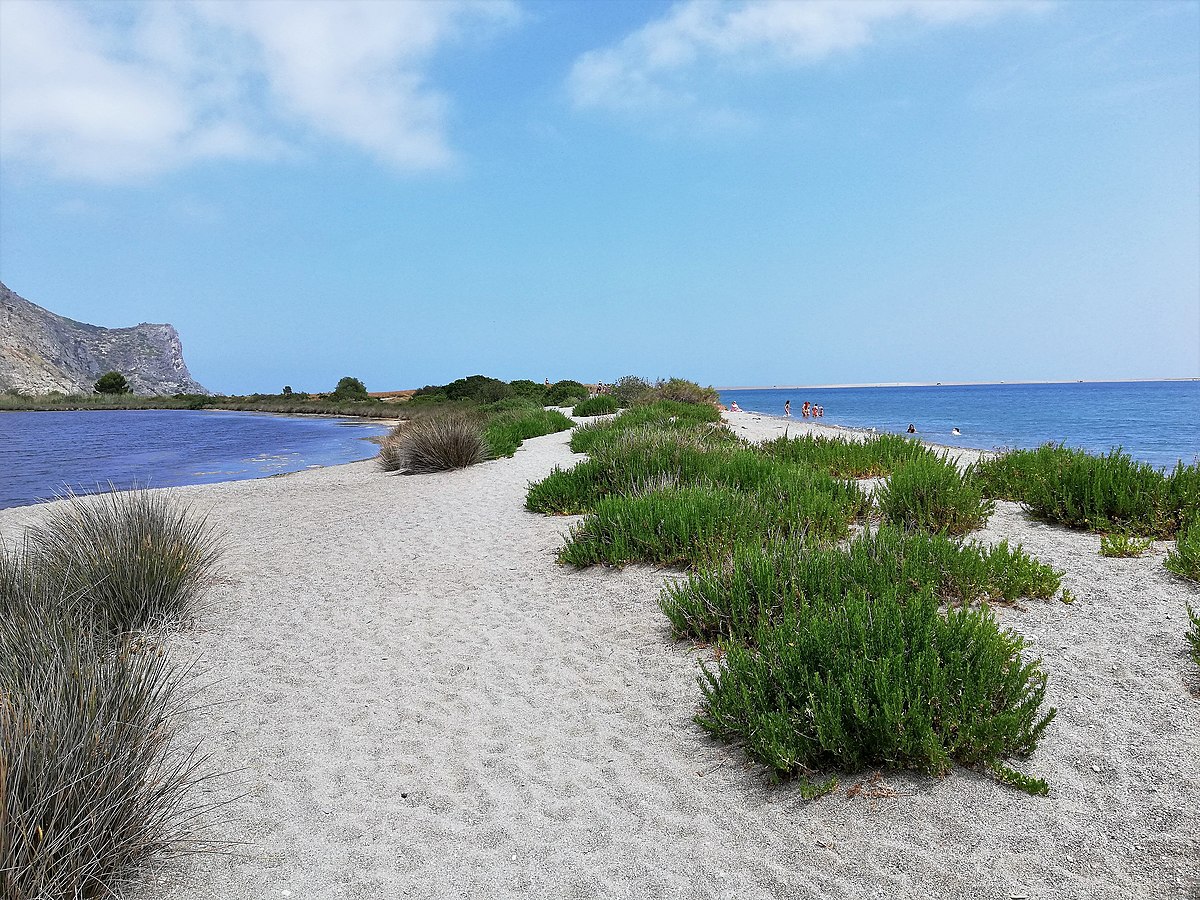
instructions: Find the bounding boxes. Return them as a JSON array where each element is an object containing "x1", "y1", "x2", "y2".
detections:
[
  {"x1": 971, "y1": 445, "x2": 1194, "y2": 538},
  {"x1": 572, "y1": 394, "x2": 619, "y2": 417},
  {"x1": 25, "y1": 489, "x2": 223, "y2": 637},
  {"x1": 660, "y1": 527, "x2": 1064, "y2": 644},
  {"x1": 1165, "y1": 516, "x2": 1200, "y2": 582},
  {"x1": 1, "y1": 509, "x2": 221, "y2": 899},
  {"x1": 759, "y1": 432, "x2": 937, "y2": 478},
  {"x1": 876, "y1": 454, "x2": 995, "y2": 535},
  {"x1": 695, "y1": 590, "x2": 1054, "y2": 794}
]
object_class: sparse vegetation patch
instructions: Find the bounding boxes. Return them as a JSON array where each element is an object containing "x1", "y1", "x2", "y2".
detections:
[{"x1": 876, "y1": 454, "x2": 995, "y2": 535}]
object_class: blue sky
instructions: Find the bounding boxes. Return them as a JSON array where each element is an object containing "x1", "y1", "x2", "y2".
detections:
[{"x1": 1, "y1": 0, "x2": 1197, "y2": 394}]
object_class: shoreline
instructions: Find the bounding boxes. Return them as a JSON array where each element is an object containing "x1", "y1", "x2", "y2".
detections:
[{"x1": 716, "y1": 377, "x2": 1200, "y2": 390}]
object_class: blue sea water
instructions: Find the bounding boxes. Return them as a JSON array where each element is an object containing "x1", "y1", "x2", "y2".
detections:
[
  {"x1": 0, "y1": 409, "x2": 389, "y2": 510},
  {"x1": 718, "y1": 381, "x2": 1199, "y2": 471}
]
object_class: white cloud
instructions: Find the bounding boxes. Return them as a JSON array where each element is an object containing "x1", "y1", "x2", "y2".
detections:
[
  {"x1": 0, "y1": 0, "x2": 517, "y2": 182},
  {"x1": 568, "y1": 0, "x2": 1047, "y2": 116}
]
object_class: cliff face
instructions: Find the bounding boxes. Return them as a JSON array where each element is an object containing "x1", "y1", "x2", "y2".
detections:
[{"x1": 0, "y1": 282, "x2": 209, "y2": 396}]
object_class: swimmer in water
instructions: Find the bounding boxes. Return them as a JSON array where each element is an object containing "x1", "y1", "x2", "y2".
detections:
[{"x1": 952, "y1": 427, "x2": 961, "y2": 436}]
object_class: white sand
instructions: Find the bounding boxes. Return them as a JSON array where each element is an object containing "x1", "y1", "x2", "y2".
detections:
[{"x1": 1, "y1": 419, "x2": 1197, "y2": 899}]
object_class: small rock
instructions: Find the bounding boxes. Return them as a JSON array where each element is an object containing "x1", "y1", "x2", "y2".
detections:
[{"x1": 1091, "y1": 765, "x2": 1101, "y2": 773}]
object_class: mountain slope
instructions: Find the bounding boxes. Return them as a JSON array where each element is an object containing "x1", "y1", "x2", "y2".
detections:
[{"x1": 0, "y1": 282, "x2": 209, "y2": 396}]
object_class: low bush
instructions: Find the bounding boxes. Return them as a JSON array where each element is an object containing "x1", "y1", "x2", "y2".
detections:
[
  {"x1": 1099, "y1": 533, "x2": 1154, "y2": 558},
  {"x1": 386, "y1": 412, "x2": 489, "y2": 473},
  {"x1": 877, "y1": 455, "x2": 994, "y2": 535},
  {"x1": 759, "y1": 432, "x2": 937, "y2": 478},
  {"x1": 330, "y1": 375, "x2": 368, "y2": 401},
  {"x1": 568, "y1": 402, "x2": 725, "y2": 455},
  {"x1": 661, "y1": 527, "x2": 1064, "y2": 643},
  {"x1": 545, "y1": 380, "x2": 590, "y2": 407},
  {"x1": 573, "y1": 394, "x2": 619, "y2": 417},
  {"x1": 611, "y1": 375, "x2": 655, "y2": 407},
  {"x1": 25, "y1": 489, "x2": 223, "y2": 637},
  {"x1": 971, "y1": 445, "x2": 1192, "y2": 538},
  {"x1": 484, "y1": 408, "x2": 574, "y2": 458},
  {"x1": 653, "y1": 377, "x2": 719, "y2": 405},
  {"x1": 1165, "y1": 516, "x2": 1200, "y2": 582},
  {"x1": 695, "y1": 589, "x2": 1054, "y2": 794}
]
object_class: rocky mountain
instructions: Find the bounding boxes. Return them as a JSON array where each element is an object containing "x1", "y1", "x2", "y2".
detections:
[{"x1": 0, "y1": 282, "x2": 209, "y2": 396}]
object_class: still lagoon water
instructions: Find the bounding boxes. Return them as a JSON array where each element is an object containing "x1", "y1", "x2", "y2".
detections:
[
  {"x1": 0, "y1": 409, "x2": 389, "y2": 510},
  {"x1": 718, "y1": 380, "x2": 1199, "y2": 471}
]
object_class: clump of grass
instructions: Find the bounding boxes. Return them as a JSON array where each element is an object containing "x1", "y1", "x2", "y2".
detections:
[
  {"x1": 696, "y1": 588, "x2": 1054, "y2": 794},
  {"x1": 1099, "y1": 533, "x2": 1154, "y2": 558},
  {"x1": 759, "y1": 432, "x2": 937, "y2": 478},
  {"x1": 484, "y1": 407, "x2": 573, "y2": 458},
  {"x1": 25, "y1": 489, "x2": 223, "y2": 637},
  {"x1": 1165, "y1": 516, "x2": 1200, "y2": 582},
  {"x1": 568, "y1": 401, "x2": 723, "y2": 455},
  {"x1": 661, "y1": 527, "x2": 1063, "y2": 643},
  {"x1": 572, "y1": 394, "x2": 619, "y2": 417},
  {"x1": 1, "y1": 518, "x2": 221, "y2": 899},
  {"x1": 971, "y1": 445, "x2": 1192, "y2": 538},
  {"x1": 383, "y1": 411, "x2": 489, "y2": 473},
  {"x1": 877, "y1": 455, "x2": 994, "y2": 535}
]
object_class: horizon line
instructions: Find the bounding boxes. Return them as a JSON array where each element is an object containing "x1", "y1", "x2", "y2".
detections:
[{"x1": 715, "y1": 377, "x2": 1200, "y2": 391}]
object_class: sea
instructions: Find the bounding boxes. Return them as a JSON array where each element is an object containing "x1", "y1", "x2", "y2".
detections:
[
  {"x1": 0, "y1": 409, "x2": 389, "y2": 511},
  {"x1": 717, "y1": 381, "x2": 1199, "y2": 471}
]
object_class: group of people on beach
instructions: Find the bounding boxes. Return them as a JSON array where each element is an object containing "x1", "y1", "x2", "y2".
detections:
[{"x1": 783, "y1": 400, "x2": 822, "y2": 418}]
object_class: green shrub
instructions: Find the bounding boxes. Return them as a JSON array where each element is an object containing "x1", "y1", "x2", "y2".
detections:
[
  {"x1": 653, "y1": 377, "x2": 719, "y2": 405},
  {"x1": 508, "y1": 379, "x2": 549, "y2": 403},
  {"x1": 759, "y1": 432, "x2": 937, "y2": 478},
  {"x1": 877, "y1": 455, "x2": 994, "y2": 535},
  {"x1": 1099, "y1": 533, "x2": 1154, "y2": 558},
  {"x1": 25, "y1": 490, "x2": 223, "y2": 637},
  {"x1": 696, "y1": 589, "x2": 1054, "y2": 794},
  {"x1": 971, "y1": 445, "x2": 1188, "y2": 538},
  {"x1": 661, "y1": 527, "x2": 1063, "y2": 644},
  {"x1": 573, "y1": 394, "x2": 619, "y2": 417},
  {"x1": 93, "y1": 371, "x2": 129, "y2": 394},
  {"x1": 545, "y1": 380, "x2": 590, "y2": 407},
  {"x1": 331, "y1": 375, "x2": 368, "y2": 401},
  {"x1": 389, "y1": 412, "x2": 488, "y2": 473},
  {"x1": 611, "y1": 375, "x2": 655, "y2": 407},
  {"x1": 484, "y1": 408, "x2": 573, "y2": 458},
  {"x1": 1165, "y1": 516, "x2": 1200, "y2": 582},
  {"x1": 567, "y1": 401, "x2": 724, "y2": 455},
  {"x1": 1186, "y1": 604, "x2": 1200, "y2": 667}
]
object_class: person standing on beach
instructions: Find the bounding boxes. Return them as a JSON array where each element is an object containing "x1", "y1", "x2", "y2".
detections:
[{"x1": 784, "y1": 400, "x2": 791, "y2": 417}]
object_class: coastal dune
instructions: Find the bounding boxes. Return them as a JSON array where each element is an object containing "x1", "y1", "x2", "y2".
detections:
[{"x1": 1, "y1": 418, "x2": 1196, "y2": 899}]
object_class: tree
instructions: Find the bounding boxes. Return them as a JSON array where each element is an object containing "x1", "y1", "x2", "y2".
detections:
[
  {"x1": 94, "y1": 371, "x2": 129, "y2": 394},
  {"x1": 332, "y1": 376, "x2": 368, "y2": 400},
  {"x1": 282, "y1": 386, "x2": 293, "y2": 396}
]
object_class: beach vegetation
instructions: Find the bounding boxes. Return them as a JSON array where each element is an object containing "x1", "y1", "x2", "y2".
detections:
[
  {"x1": 876, "y1": 454, "x2": 995, "y2": 535},
  {"x1": 611, "y1": 375, "x2": 655, "y2": 407},
  {"x1": 1098, "y1": 533, "x2": 1154, "y2": 558},
  {"x1": 93, "y1": 370, "x2": 129, "y2": 394},
  {"x1": 484, "y1": 407, "x2": 573, "y2": 458},
  {"x1": 0, "y1": 498, "x2": 222, "y2": 899},
  {"x1": 970, "y1": 445, "x2": 1195, "y2": 539},
  {"x1": 1186, "y1": 604, "x2": 1200, "y2": 667},
  {"x1": 572, "y1": 394, "x2": 619, "y2": 417},
  {"x1": 25, "y1": 489, "x2": 223, "y2": 637},
  {"x1": 508, "y1": 379, "x2": 548, "y2": 402},
  {"x1": 661, "y1": 527, "x2": 1064, "y2": 644},
  {"x1": 1165, "y1": 516, "x2": 1200, "y2": 582},
  {"x1": 545, "y1": 380, "x2": 590, "y2": 407},
  {"x1": 381, "y1": 411, "x2": 489, "y2": 473},
  {"x1": 695, "y1": 587, "x2": 1054, "y2": 794},
  {"x1": 652, "y1": 377, "x2": 719, "y2": 406},
  {"x1": 759, "y1": 432, "x2": 938, "y2": 478}
]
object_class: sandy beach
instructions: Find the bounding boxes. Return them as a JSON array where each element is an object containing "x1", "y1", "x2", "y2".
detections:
[{"x1": 1, "y1": 414, "x2": 1197, "y2": 900}]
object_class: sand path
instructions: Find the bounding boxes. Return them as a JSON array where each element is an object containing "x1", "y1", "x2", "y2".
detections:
[{"x1": 1, "y1": 422, "x2": 1196, "y2": 899}]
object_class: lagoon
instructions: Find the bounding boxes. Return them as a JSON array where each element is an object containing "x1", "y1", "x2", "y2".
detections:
[{"x1": 0, "y1": 408, "x2": 389, "y2": 510}]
